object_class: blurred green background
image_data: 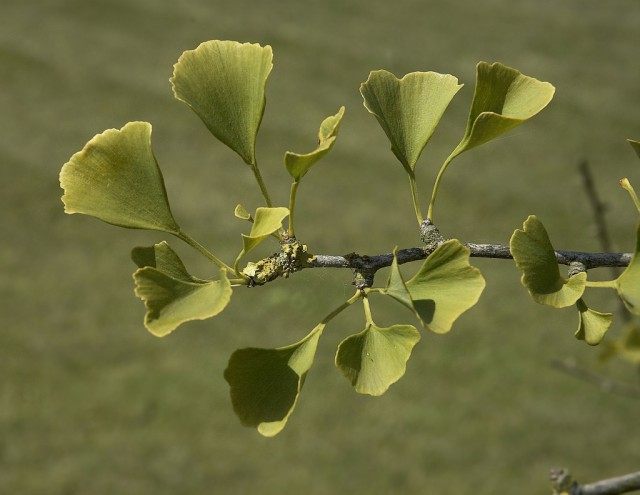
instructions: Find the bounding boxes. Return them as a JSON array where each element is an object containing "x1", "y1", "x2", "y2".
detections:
[{"x1": 2, "y1": 0, "x2": 640, "y2": 493}]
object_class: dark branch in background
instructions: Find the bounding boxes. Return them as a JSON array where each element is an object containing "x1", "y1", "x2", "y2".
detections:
[
  {"x1": 551, "y1": 468, "x2": 640, "y2": 495},
  {"x1": 550, "y1": 358, "x2": 640, "y2": 400},
  {"x1": 579, "y1": 160, "x2": 631, "y2": 321}
]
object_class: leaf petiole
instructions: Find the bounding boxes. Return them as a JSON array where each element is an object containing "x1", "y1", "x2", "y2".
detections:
[
  {"x1": 288, "y1": 180, "x2": 300, "y2": 237},
  {"x1": 426, "y1": 151, "x2": 456, "y2": 222},
  {"x1": 585, "y1": 280, "x2": 618, "y2": 289},
  {"x1": 320, "y1": 291, "x2": 362, "y2": 325},
  {"x1": 250, "y1": 161, "x2": 273, "y2": 207},
  {"x1": 176, "y1": 230, "x2": 235, "y2": 273},
  {"x1": 408, "y1": 172, "x2": 423, "y2": 226},
  {"x1": 620, "y1": 178, "x2": 640, "y2": 215}
]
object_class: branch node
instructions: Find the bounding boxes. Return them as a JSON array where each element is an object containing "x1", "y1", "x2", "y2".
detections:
[
  {"x1": 420, "y1": 219, "x2": 445, "y2": 247},
  {"x1": 568, "y1": 261, "x2": 587, "y2": 277},
  {"x1": 550, "y1": 468, "x2": 579, "y2": 495}
]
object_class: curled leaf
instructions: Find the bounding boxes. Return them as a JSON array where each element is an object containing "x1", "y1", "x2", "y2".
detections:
[
  {"x1": 629, "y1": 139, "x2": 640, "y2": 159},
  {"x1": 575, "y1": 299, "x2": 613, "y2": 346},
  {"x1": 171, "y1": 40, "x2": 273, "y2": 165},
  {"x1": 510, "y1": 215, "x2": 586, "y2": 308},
  {"x1": 285, "y1": 107, "x2": 345, "y2": 181},
  {"x1": 360, "y1": 70, "x2": 462, "y2": 173},
  {"x1": 60, "y1": 122, "x2": 179, "y2": 233},
  {"x1": 451, "y1": 62, "x2": 555, "y2": 157},
  {"x1": 241, "y1": 207, "x2": 289, "y2": 254},
  {"x1": 224, "y1": 325, "x2": 324, "y2": 436},
  {"x1": 615, "y1": 224, "x2": 640, "y2": 315},
  {"x1": 335, "y1": 323, "x2": 420, "y2": 396},
  {"x1": 132, "y1": 242, "x2": 231, "y2": 337},
  {"x1": 234, "y1": 204, "x2": 251, "y2": 221}
]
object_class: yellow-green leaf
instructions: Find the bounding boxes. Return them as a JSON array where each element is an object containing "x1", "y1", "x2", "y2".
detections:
[
  {"x1": 616, "y1": 224, "x2": 640, "y2": 315},
  {"x1": 335, "y1": 323, "x2": 419, "y2": 396},
  {"x1": 451, "y1": 62, "x2": 555, "y2": 157},
  {"x1": 629, "y1": 139, "x2": 640, "y2": 159},
  {"x1": 575, "y1": 299, "x2": 613, "y2": 346},
  {"x1": 60, "y1": 121, "x2": 179, "y2": 233},
  {"x1": 171, "y1": 40, "x2": 273, "y2": 165},
  {"x1": 241, "y1": 206, "x2": 289, "y2": 254},
  {"x1": 404, "y1": 240, "x2": 486, "y2": 334},
  {"x1": 224, "y1": 324, "x2": 324, "y2": 437},
  {"x1": 360, "y1": 70, "x2": 462, "y2": 173},
  {"x1": 510, "y1": 215, "x2": 586, "y2": 308},
  {"x1": 132, "y1": 242, "x2": 231, "y2": 337},
  {"x1": 234, "y1": 204, "x2": 251, "y2": 221},
  {"x1": 285, "y1": 107, "x2": 345, "y2": 181}
]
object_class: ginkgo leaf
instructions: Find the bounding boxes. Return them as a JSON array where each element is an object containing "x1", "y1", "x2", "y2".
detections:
[
  {"x1": 234, "y1": 204, "x2": 251, "y2": 221},
  {"x1": 132, "y1": 241, "x2": 204, "y2": 282},
  {"x1": 360, "y1": 70, "x2": 462, "y2": 173},
  {"x1": 510, "y1": 215, "x2": 586, "y2": 308},
  {"x1": 575, "y1": 299, "x2": 613, "y2": 346},
  {"x1": 60, "y1": 121, "x2": 179, "y2": 233},
  {"x1": 618, "y1": 324, "x2": 640, "y2": 364},
  {"x1": 171, "y1": 40, "x2": 273, "y2": 165},
  {"x1": 383, "y1": 249, "x2": 414, "y2": 312},
  {"x1": 451, "y1": 62, "x2": 555, "y2": 157},
  {"x1": 629, "y1": 139, "x2": 640, "y2": 159},
  {"x1": 241, "y1": 207, "x2": 289, "y2": 254},
  {"x1": 224, "y1": 324, "x2": 324, "y2": 437},
  {"x1": 403, "y1": 240, "x2": 486, "y2": 334},
  {"x1": 132, "y1": 243, "x2": 231, "y2": 337},
  {"x1": 285, "y1": 107, "x2": 345, "y2": 181},
  {"x1": 335, "y1": 323, "x2": 420, "y2": 396},
  {"x1": 616, "y1": 224, "x2": 640, "y2": 315}
]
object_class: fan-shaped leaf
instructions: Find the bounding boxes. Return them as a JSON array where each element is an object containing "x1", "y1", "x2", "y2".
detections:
[
  {"x1": 335, "y1": 323, "x2": 419, "y2": 396},
  {"x1": 616, "y1": 224, "x2": 640, "y2": 315},
  {"x1": 60, "y1": 122, "x2": 179, "y2": 233},
  {"x1": 285, "y1": 107, "x2": 345, "y2": 181},
  {"x1": 133, "y1": 242, "x2": 231, "y2": 337},
  {"x1": 224, "y1": 324, "x2": 324, "y2": 437},
  {"x1": 241, "y1": 207, "x2": 289, "y2": 254},
  {"x1": 171, "y1": 40, "x2": 273, "y2": 165},
  {"x1": 510, "y1": 215, "x2": 586, "y2": 308},
  {"x1": 403, "y1": 240, "x2": 486, "y2": 334},
  {"x1": 451, "y1": 62, "x2": 554, "y2": 157},
  {"x1": 360, "y1": 70, "x2": 462, "y2": 173},
  {"x1": 629, "y1": 139, "x2": 640, "y2": 159},
  {"x1": 575, "y1": 299, "x2": 613, "y2": 346}
]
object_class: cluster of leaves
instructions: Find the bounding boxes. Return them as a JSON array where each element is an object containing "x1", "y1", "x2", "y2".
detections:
[{"x1": 59, "y1": 40, "x2": 640, "y2": 436}]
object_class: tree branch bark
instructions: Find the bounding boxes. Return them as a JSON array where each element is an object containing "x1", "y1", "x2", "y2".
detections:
[
  {"x1": 551, "y1": 468, "x2": 640, "y2": 495},
  {"x1": 308, "y1": 243, "x2": 632, "y2": 273}
]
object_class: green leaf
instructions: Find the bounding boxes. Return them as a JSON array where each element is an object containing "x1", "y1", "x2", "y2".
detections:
[
  {"x1": 224, "y1": 325, "x2": 324, "y2": 437},
  {"x1": 60, "y1": 121, "x2": 179, "y2": 233},
  {"x1": 510, "y1": 215, "x2": 586, "y2": 308},
  {"x1": 171, "y1": 40, "x2": 273, "y2": 165},
  {"x1": 234, "y1": 204, "x2": 251, "y2": 221},
  {"x1": 403, "y1": 240, "x2": 486, "y2": 334},
  {"x1": 618, "y1": 324, "x2": 640, "y2": 364},
  {"x1": 360, "y1": 70, "x2": 462, "y2": 172},
  {"x1": 132, "y1": 242, "x2": 232, "y2": 337},
  {"x1": 285, "y1": 107, "x2": 345, "y2": 181},
  {"x1": 335, "y1": 323, "x2": 420, "y2": 396},
  {"x1": 383, "y1": 248, "x2": 414, "y2": 312},
  {"x1": 242, "y1": 206, "x2": 289, "y2": 254},
  {"x1": 132, "y1": 241, "x2": 204, "y2": 282},
  {"x1": 616, "y1": 224, "x2": 640, "y2": 315},
  {"x1": 629, "y1": 139, "x2": 640, "y2": 159},
  {"x1": 575, "y1": 299, "x2": 613, "y2": 346},
  {"x1": 451, "y1": 62, "x2": 555, "y2": 157}
]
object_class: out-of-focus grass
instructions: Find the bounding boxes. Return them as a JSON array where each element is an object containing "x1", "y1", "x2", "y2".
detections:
[{"x1": 1, "y1": 0, "x2": 639, "y2": 493}]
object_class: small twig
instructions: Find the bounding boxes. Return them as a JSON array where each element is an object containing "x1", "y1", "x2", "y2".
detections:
[
  {"x1": 579, "y1": 160, "x2": 630, "y2": 321},
  {"x1": 550, "y1": 358, "x2": 640, "y2": 400},
  {"x1": 551, "y1": 468, "x2": 640, "y2": 495}
]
